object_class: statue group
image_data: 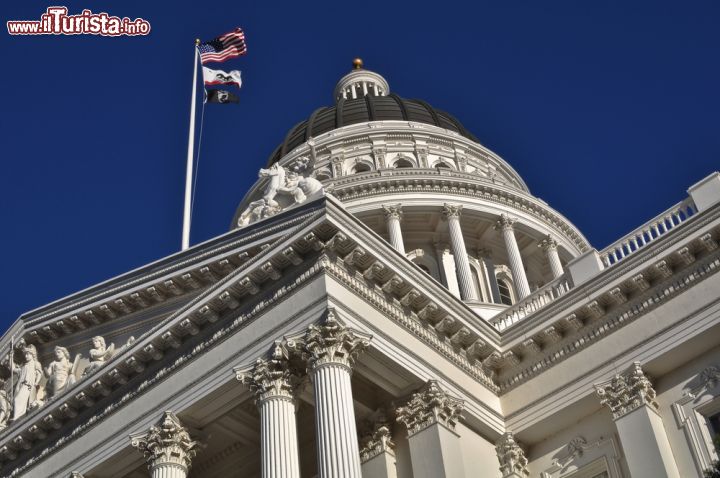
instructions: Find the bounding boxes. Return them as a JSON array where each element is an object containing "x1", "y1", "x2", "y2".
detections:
[
  {"x1": 0, "y1": 335, "x2": 122, "y2": 429},
  {"x1": 237, "y1": 157, "x2": 324, "y2": 227}
]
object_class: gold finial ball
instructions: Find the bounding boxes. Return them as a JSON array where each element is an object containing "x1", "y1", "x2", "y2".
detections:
[{"x1": 352, "y1": 58, "x2": 363, "y2": 70}]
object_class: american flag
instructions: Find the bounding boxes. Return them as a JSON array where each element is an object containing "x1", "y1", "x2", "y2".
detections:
[{"x1": 199, "y1": 28, "x2": 247, "y2": 64}]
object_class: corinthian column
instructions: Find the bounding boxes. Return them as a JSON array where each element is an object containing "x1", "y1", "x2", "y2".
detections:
[
  {"x1": 595, "y1": 362, "x2": 680, "y2": 478},
  {"x1": 382, "y1": 204, "x2": 406, "y2": 254},
  {"x1": 442, "y1": 204, "x2": 478, "y2": 301},
  {"x1": 539, "y1": 235, "x2": 563, "y2": 279},
  {"x1": 494, "y1": 215, "x2": 531, "y2": 300},
  {"x1": 235, "y1": 342, "x2": 301, "y2": 478},
  {"x1": 130, "y1": 411, "x2": 200, "y2": 478},
  {"x1": 396, "y1": 380, "x2": 466, "y2": 478},
  {"x1": 304, "y1": 310, "x2": 371, "y2": 478}
]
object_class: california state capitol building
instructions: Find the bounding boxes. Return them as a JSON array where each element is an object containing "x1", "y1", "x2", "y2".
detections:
[{"x1": 1, "y1": 59, "x2": 719, "y2": 478}]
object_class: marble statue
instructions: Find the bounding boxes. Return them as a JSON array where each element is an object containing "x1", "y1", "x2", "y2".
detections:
[
  {"x1": 45, "y1": 346, "x2": 77, "y2": 398},
  {"x1": 11, "y1": 345, "x2": 43, "y2": 421},
  {"x1": 237, "y1": 157, "x2": 324, "y2": 227},
  {"x1": 82, "y1": 336, "x2": 115, "y2": 377},
  {"x1": 0, "y1": 379, "x2": 10, "y2": 430}
]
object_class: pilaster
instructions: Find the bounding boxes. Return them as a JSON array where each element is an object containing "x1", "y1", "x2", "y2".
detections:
[
  {"x1": 396, "y1": 380, "x2": 465, "y2": 478},
  {"x1": 495, "y1": 432, "x2": 529, "y2": 478},
  {"x1": 595, "y1": 362, "x2": 680, "y2": 478}
]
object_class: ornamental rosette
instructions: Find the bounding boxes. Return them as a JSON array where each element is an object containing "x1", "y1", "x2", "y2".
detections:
[
  {"x1": 236, "y1": 341, "x2": 299, "y2": 402},
  {"x1": 303, "y1": 309, "x2": 371, "y2": 369},
  {"x1": 395, "y1": 380, "x2": 464, "y2": 435},
  {"x1": 130, "y1": 411, "x2": 200, "y2": 471},
  {"x1": 594, "y1": 362, "x2": 659, "y2": 419},
  {"x1": 495, "y1": 432, "x2": 529, "y2": 478}
]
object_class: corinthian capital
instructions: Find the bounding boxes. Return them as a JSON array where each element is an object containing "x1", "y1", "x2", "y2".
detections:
[
  {"x1": 304, "y1": 309, "x2": 371, "y2": 369},
  {"x1": 395, "y1": 380, "x2": 464, "y2": 435},
  {"x1": 538, "y1": 234, "x2": 558, "y2": 252},
  {"x1": 382, "y1": 204, "x2": 403, "y2": 221},
  {"x1": 494, "y1": 214, "x2": 515, "y2": 231},
  {"x1": 130, "y1": 411, "x2": 200, "y2": 472},
  {"x1": 594, "y1": 362, "x2": 659, "y2": 420},
  {"x1": 359, "y1": 422, "x2": 395, "y2": 463},
  {"x1": 495, "y1": 432, "x2": 529, "y2": 478},
  {"x1": 235, "y1": 341, "x2": 300, "y2": 402},
  {"x1": 441, "y1": 203, "x2": 462, "y2": 220}
]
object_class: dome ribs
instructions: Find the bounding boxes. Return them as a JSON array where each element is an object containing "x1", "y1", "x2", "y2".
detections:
[{"x1": 388, "y1": 93, "x2": 408, "y2": 121}]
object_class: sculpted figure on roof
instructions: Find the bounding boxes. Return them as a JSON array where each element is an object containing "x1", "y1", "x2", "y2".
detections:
[
  {"x1": 11, "y1": 344, "x2": 44, "y2": 421},
  {"x1": 45, "y1": 346, "x2": 77, "y2": 398},
  {"x1": 237, "y1": 157, "x2": 324, "y2": 227},
  {"x1": 82, "y1": 336, "x2": 115, "y2": 377}
]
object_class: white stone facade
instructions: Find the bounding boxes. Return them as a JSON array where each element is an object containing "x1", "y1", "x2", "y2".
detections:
[{"x1": 0, "y1": 65, "x2": 719, "y2": 478}]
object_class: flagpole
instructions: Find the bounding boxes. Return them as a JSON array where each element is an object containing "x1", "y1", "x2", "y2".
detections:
[{"x1": 182, "y1": 39, "x2": 201, "y2": 251}]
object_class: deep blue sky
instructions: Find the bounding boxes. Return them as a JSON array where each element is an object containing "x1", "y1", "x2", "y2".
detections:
[{"x1": 1, "y1": 1, "x2": 718, "y2": 327}]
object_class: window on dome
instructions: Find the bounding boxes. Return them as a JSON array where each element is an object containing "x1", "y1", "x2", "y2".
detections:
[
  {"x1": 351, "y1": 163, "x2": 371, "y2": 174},
  {"x1": 497, "y1": 279, "x2": 513, "y2": 305},
  {"x1": 394, "y1": 158, "x2": 413, "y2": 168},
  {"x1": 436, "y1": 162, "x2": 453, "y2": 169},
  {"x1": 417, "y1": 263, "x2": 431, "y2": 274},
  {"x1": 315, "y1": 171, "x2": 331, "y2": 181}
]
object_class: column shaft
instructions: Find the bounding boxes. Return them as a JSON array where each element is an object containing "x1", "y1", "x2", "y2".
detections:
[
  {"x1": 151, "y1": 464, "x2": 186, "y2": 478},
  {"x1": 443, "y1": 206, "x2": 478, "y2": 301},
  {"x1": 496, "y1": 216, "x2": 530, "y2": 299},
  {"x1": 547, "y1": 247, "x2": 563, "y2": 279},
  {"x1": 387, "y1": 217, "x2": 405, "y2": 254},
  {"x1": 260, "y1": 396, "x2": 301, "y2": 478},
  {"x1": 383, "y1": 205, "x2": 406, "y2": 254},
  {"x1": 313, "y1": 363, "x2": 362, "y2": 478},
  {"x1": 540, "y1": 236, "x2": 564, "y2": 279}
]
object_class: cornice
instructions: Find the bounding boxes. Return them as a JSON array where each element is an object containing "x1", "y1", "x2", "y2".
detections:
[
  {"x1": 328, "y1": 172, "x2": 590, "y2": 253},
  {"x1": 497, "y1": 243, "x2": 720, "y2": 392},
  {"x1": 1, "y1": 207, "x2": 325, "y2": 351}
]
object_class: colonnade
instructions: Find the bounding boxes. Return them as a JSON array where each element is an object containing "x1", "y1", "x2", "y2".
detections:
[
  {"x1": 129, "y1": 313, "x2": 470, "y2": 478},
  {"x1": 381, "y1": 203, "x2": 566, "y2": 303}
]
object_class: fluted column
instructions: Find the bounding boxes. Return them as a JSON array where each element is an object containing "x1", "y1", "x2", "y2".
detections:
[
  {"x1": 539, "y1": 235, "x2": 563, "y2": 279},
  {"x1": 382, "y1": 204, "x2": 406, "y2": 254},
  {"x1": 495, "y1": 215, "x2": 531, "y2": 300},
  {"x1": 304, "y1": 310, "x2": 372, "y2": 478},
  {"x1": 235, "y1": 342, "x2": 301, "y2": 478},
  {"x1": 442, "y1": 204, "x2": 478, "y2": 301},
  {"x1": 396, "y1": 380, "x2": 466, "y2": 478},
  {"x1": 130, "y1": 411, "x2": 200, "y2": 478},
  {"x1": 595, "y1": 362, "x2": 680, "y2": 478}
]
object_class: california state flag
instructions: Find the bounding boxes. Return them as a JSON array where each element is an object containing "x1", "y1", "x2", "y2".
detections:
[{"x1": 202, "y1": 67, "x2": 242, "y2": 88}]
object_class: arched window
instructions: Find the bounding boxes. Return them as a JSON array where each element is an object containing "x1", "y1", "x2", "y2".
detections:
[
  {"x1": 394, "y1": 158, "x2": 413, "y2": 168},
  {"x1": 470, "y1": 266, "x2": 483, "y2": 301},
  {"x1": 435, "y1": 162, "x2": 453, "y2": 170},
  {"x1": 315, "y1": 170, "x2": 331, "y2": 181},
  {"x1": 351, "y1": 163, "x2": 372, "y2": 174},
  {"x1": 497, "y1": 279, "x2": 513, "y2": 305},
  {"x1": 417, "y1": 263, "x2": 431, "y2": 275}
]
